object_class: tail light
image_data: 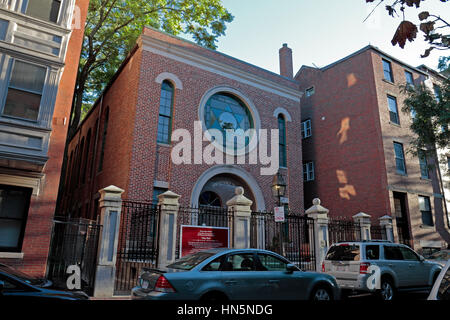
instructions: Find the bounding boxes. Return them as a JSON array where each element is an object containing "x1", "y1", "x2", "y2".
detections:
[
  {"x1": 360, "y1": 262, "x2": 371, "y2": 274},
  {"x1": 154, "y1": 275, "x2": 176, "y2": 293},
  {"x1": 321, "y1": 262, "x2": 325, "y2": 272}
]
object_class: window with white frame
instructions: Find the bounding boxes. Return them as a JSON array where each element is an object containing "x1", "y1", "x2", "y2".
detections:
[
  {"x1": 418, "y1": 150, "x2": 429, "y2": 179},
  {"x1": 419, "y1": 196, "x2": 433, "y2": 227},
  {"x1": 393, "y1": 142, "x2": 406, "y2": 174},
  {"x1": 21, "y1": 0, "x2": 62, "y2": 23},
  {"x1": 301, "y1": 119, "x2": 311, "y2": 139},
  {"x1": 387, "y1": 95, "x2": 400, "y2": 125},
  {"x1": 303, "y1": 162, "x2": 314, "y2": 181},
  {"x1": 404, "y1": 70, "x2": 414, "y2": 87},
  {"x1": 3, "y1": 60, "x2": 47, "y2": 121}
]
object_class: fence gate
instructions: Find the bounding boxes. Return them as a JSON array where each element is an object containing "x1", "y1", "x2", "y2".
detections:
[
  {"x1": 46, "y1": 218, "x2": 102, "y2": 296},
  {"x1": 250, "y1": 211, "x2": 316, "y2": 271},
  {"x1": 114, "y1": 201, "x2": 160, "y2": 296}
]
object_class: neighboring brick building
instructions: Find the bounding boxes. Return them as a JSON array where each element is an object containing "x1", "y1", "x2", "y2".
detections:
[
  {"x1": 296, "y1": 45, "x2": 450, "y2": 252},
  {"x1": 60, "y1": 27, "x2": 303, "y2": 222},
  {"x1": 0, "y1": 0, "x2": 89, "y2": 277}
]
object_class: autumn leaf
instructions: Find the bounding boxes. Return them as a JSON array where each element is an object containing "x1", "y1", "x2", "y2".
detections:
[
  {"x1": 420, "y1": 21, "x2": 435, "y2": 35},
  {"x1": 403, "y1": 0, "x2": 422, "y2": 8},
  {"x1": 418, "y1": 11, "x2": 429, "y2": 21},
  {"x1": 391, "y1": 20, "x2": 418, "y2": 48},
  {"x1": 421, "y1": 47, "x2": 434, "y2": 58}
]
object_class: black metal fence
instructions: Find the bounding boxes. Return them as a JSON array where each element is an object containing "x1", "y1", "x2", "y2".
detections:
[
  {"x1": 176, "y1": 206, "x2": 234, "y2": 260},
  {"x1": 250, "y1": 211, "x2": 316, "y2": 271},
  {"x1": 46, "y1": 217, "x2": 101, "y2": 296},
  {"x1": 328, "y1": 217, "x2": 361, "y2": 245},
  {"x1": 114, "y1": 200, "x2": 160, "y2": 295},
  {"x1": 370, "y1": 224, "x2": 387, "y2": 240}
]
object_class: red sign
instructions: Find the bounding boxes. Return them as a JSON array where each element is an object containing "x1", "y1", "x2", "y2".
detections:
[{"x1": 180, "y1": 225, "x2": 229, "y2": 257}]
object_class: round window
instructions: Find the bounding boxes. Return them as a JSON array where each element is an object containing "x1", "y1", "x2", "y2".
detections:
[{"x1": 204, "y1": 93, "x2": 254, "y2": 152}]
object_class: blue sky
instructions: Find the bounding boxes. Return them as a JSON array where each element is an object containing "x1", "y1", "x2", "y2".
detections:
[{"x1": 203, "y1": 0, "x2": 450, "y2": 74}]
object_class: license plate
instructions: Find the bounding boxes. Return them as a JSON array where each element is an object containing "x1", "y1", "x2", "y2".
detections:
[{"x1": 336, "y1": 266, "x2": 346, "y2": 272}]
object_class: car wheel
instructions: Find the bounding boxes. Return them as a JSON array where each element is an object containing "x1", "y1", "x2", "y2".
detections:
[
  {"x1": 310, "y1": 286, "x2": 333, "y2": 301},
  {"x1": 200, "y1": 291, "x2": 228, "y2": 302},
  {"x1": 378, "y1": 279, "x2": 395, "y2": 301}
]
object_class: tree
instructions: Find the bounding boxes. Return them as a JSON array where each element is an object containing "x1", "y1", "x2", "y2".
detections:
[
  {"x1": 70, "y1": 0, "x2": 233, "y2": 138},
  {"x1": 365, "y1": 0, "x2": 450, "y2": 57}
]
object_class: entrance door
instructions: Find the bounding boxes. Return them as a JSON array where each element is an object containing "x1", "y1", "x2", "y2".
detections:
[{"x1": 393, "y1": 192, "x2": 412, "y2": 247}]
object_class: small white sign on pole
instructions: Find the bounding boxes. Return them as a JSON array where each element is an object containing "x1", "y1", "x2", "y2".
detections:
[{"x1": 274, "y1": 206, "x2": 285, "y2": 223}]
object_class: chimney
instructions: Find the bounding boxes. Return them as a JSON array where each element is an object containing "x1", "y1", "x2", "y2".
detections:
[{"x1": 279, "y1": 43, "x2": 293, "y2": 78}]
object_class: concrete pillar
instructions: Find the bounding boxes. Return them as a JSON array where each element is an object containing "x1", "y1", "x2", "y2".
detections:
[
  {"x1": 353, "y1": 212, "x2": 372, "y2": 241},
  {"x1": 157, "y1": 190, "x2": 181, "y2": 267},
  {"x1": 305, "y1": 198, "x2": 329, "y2": 271},
  {"x1": 93, "y1": 185, "x2": 124, "y2": 298},
  {"x1": 379, "y1": 215, "x2": 394, "y2": 242},
  {"x1": 226, "y1": 187, "x2": 253, "y2": 249}
]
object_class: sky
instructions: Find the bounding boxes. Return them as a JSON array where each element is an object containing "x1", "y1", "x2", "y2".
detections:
[{"x1": 196, "y1": 0, "x2": 450, "y2": 74}]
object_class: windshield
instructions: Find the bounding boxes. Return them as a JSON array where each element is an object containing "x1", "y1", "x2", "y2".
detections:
[
  {"x1": 0, "y1": 264, "x2": 43, "y2": 285},
  {"x1": 167, "y1": 251, "x2": 216, "y2": 270},
  {"x1": 326, "y1": 244, "x2": 360, "y2": 261}
]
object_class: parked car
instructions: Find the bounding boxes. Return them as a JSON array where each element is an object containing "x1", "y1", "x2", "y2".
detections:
[
  {"x1": 0, "y1": 263, "x2": 88, "y2": 300},
  {"x1": 424, "y1": 249, "x2": 450, "y2": 267},
  {"x1": 132, "y1": 248, "x2": 340, "y2": 301},
  {"x1": 322, "y1": 240, "x2": 442, "y2": 300},
  {"x1": 428, "y1": 259, "x2": 450, "y2": 300}
]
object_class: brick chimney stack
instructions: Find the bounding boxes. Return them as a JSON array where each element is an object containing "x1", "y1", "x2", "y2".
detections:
[{"x1": 279, "y1": 43, "x2": 293, "y2": 78}]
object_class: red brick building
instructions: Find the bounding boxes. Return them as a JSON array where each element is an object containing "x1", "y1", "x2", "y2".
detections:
[
  {"x1": 60, "y1": 27, "x2": 304, "y2": 221},
  {"x1": 296, "y1": 45, "x2": 450, "y2": 252},
  {"x1": 0, "y1": 0, "x2": 89, "y2": 277}
]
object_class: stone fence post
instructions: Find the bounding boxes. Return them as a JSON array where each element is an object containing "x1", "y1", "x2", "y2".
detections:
[
  {"x1": 157, "y1": 191, "x2": 181, "y2": 268},
  {"x1": 226, "y1": 187, "x2": 253, "y2": 249},
  {"x1": 379, "y1": 215, "x2": 394, "y2": 242},
  {"x1": 93, "y1": 185, "x2": 124, "y2": 298},
  {"x1": 305, "y1": 198, "x2": 329, "y2": 272},
  {"x1": 353, "y1": 212, "x2": 372, "y2": 241}
]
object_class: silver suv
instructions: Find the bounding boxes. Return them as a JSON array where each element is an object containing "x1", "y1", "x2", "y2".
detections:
[{"x1": 322, "y1": 241, "x2": 442, "y2": 300}]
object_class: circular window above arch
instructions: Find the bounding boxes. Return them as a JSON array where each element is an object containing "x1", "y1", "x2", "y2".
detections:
[{"x1": 199, "y1": 87, "x2": 261, "y2": 156}]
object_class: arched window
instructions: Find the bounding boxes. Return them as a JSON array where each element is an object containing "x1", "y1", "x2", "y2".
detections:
[
  {"x1": 156, "y1": 81, "x2": 174, "y2": 144},
  {"x1": 98, "y1": 108, "x2": 109, "y2": 172},
  {"x1": 76, "y1": 137, "x2": 84, "y2": 186},
  {"x1": 90, "y1": 119, "x2": 98, "y2": 178},
  {"x1": 278, "y1": 114, "x2": 287, "y2": 167}
]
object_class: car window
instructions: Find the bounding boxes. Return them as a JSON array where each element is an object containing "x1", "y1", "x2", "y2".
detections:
[
  {"x1": 399, "y1": 247, "x2": 419, "y2": 261},
  {"x1": 258, "y1": 254, "x2": 288, "y2": 271},
  {"x1": 167, "y1": 251, "x2": 216, "y2": 270},
  {"x1": 384, "y1": 246, "x2": 404, "y2": 260},
  {"x1": 365, "y1": 245, "x2": 380, "y2": 260},
  {"x1": 326, "y1": 244, "x2": 360, "y2": 261},
  {"x1": 437, "y1": 268, "x2": 450, "y2": 300},
  {"x1": 202, "y1": 257, "x2": 222, "y2": 271},
  {"x1": 222, "y1": 253, "x2": 255, "y2": 271}
]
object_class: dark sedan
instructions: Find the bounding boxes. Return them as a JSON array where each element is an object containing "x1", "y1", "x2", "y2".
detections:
[
  {"x1": 0, "y1": 263, "x2": 88, "y2": 300},
  {"x1": 132, "y1": 248, "x2": 340, "y2": 301}
]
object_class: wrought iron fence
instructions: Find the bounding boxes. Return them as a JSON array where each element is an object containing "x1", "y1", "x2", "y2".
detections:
[
  {"x1": 114, "y1": 200, "x2": 159, "y2": 295},
  {"x1": 328, "y1": 217, "x2": 361, "y2": 245},
  {"x1": 370, "y1": 224, "x2": 387, "y2": 240},
  {"x1": 46, "y1": 217, "x2": 101, "y2": 296},
  {"x1": 176, "y1": 206, "x2": 233, "y2": 260},
  {"x1": 250, "y1": 211, "x2": 316, "y2": 271}
]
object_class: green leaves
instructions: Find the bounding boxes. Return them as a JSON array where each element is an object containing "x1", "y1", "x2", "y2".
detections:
[{"x1": 73, "y1": 0, "x2": 233, "y2": 132}]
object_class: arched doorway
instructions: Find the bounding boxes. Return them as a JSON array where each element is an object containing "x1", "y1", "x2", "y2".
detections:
[{"x1": 190, "y1": 165, "x2": 265, "y2": 211}]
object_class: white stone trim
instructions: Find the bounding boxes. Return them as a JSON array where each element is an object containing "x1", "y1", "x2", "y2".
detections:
[
  {"x1": 0, "y1": 252, "x2": 24, "y2": 259},
  {"x1": 190, "y1": 165, "x2": 266, "y2": 211},
  {"x1": 0, "y1": 173, "x2": 41, "y2": 195},
  {"x1": 273, "y1": 107, "x2": 292, "y2": 122},
  {"x1": 154, "y1": 180, "x2": 169, "y2": 189},
  {"x1": 142, "y1": 35, "x2": 302, "y2": 102},
  {"x1": 155, "y1": 72, "x2": 183, "y2": 90}
]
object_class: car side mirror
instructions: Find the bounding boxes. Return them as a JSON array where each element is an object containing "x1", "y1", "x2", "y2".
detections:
[
  {"x1": 286, "y1": 264, "x2": 297, "y2": 274},
  {"x1": 419, "y1": 255, "x2": 425, "y2": 262}
]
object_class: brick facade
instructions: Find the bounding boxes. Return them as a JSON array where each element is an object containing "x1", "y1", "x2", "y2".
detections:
[
  {"x1": 61, "y1": 27, "x2": 304, "y2": 222},
  {"x1": 0, "y1": 0, "x2": 90, "y2": 277},
  {"x1": 296, "y1": 46, "x2": 450, "y2": 251}
]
